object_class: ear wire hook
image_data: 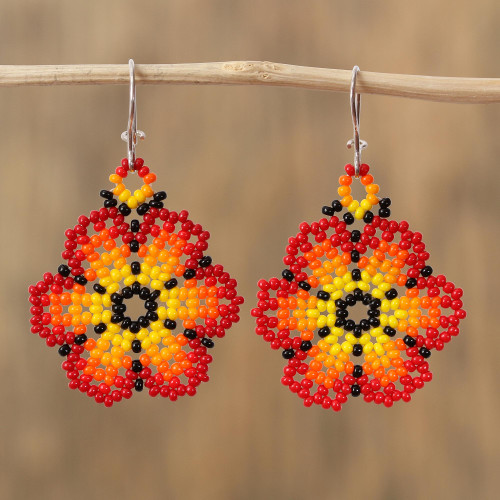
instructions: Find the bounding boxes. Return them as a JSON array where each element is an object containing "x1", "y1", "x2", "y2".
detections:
[
  {"x1": 346, "y1": 66, "x2": 367, "y2": 177},
  {"x1": 121, "y1": 59, "x2": 145, "y2": 171}
]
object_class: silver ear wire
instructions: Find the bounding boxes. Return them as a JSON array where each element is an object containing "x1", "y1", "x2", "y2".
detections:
[
  {"x1": 346, "y1": 66, "x2": 367, "y2": 177},
  {"x1": 121, "y1": 59, "x2": 145, "y2": 171}
]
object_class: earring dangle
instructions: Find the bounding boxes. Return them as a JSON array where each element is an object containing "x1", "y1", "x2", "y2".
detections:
[
  {"x1": 252, "y1": 66, "x2": 466, "y2": 412},
  {"x1": 28, "y1": 60, "x2": 244, "y2": 407}
]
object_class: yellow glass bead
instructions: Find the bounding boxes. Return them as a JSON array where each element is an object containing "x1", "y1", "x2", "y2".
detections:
[
  {"x1": 363, "y1": 342, "x2": 374, "y2": 353},
  {"x1": 151, "y1": 280, "x2": 163, "y2": 290},
  {"x1": 159, "y1": 273, "x2": 171, "y2": 282},
  {"x1": 121, "y1": 339, "x2": 132, "y2": 351},
  {"x1": 341, "y1": 341, "x2": 353, "y2": 354},
  {"x1": 379, "y1": 314, "x2": 388, "y2": 327},
  {"x1": 371, "y1": 289, "x2": 384, "y2": 299},
  {"x1": 89, "y1": 304, "x2": 103, "y2": 315},
  {"x1": 360, "y1": 199, "x2": 372, "y2": 211},
  {"x1": 354, "y1": 207, "x2": 365, "y2": 220},
  {"x1": 118, "y1": 189, "x2": 131, "y2": 202},
  {"x1": 157, "y1": 307, "x2": 168, "y2": 320},
  {"x1": 371, "y1": 327, "x2": 384, "y2": 337},
  {"x1": 324, "y1": 284, "x2": 336, "y2": 293},
  {"x1": 388, "y1": 316, "x2": 399, "y2": 329},
  {"x1": 107, "y1": 324, "x2": 120, "y2": 334},
  {"x1": 99, "y1": 276, "x2": 113, "y2": 288},
  {"x1": 109, "y1": 269, "x2": 121, "y2": 282},
  {"x1": 123, "y1": 275, "x2": 136, "y2": 287},
  {"x1": 345, "y1": 281, "x2": 357, "y2": 293},
  {"x1": 359, "y1": 333, "x2": 371, "y2": 345},
  {"x1": 136, "y1": 329, "x2": 148, "y2": 341},
  {"x1": 127, "y1": 196, "x2": 139, "y2": 209},
  {"x1": 316, "y1": 315, "x2": 327, "y2": 328},
  {"x1": 112, "y1": 334, "x2": 123, "y2": 346},
  {"x1": 150, "y1": 320, "x2": 163, "y2": 331},
  {"x1": 345, "y1": 333, "x2": 357, "y2": 344},
  {"x1": 374, "y1": 343, "x2": 385, "y2": 356},
  {"x1": 102, "y1": 310, "x2": 112, "y2": 323},
  {"x1": 331, "y1": 290, "x2": 343, "y2": 301},
  {"x1": 121, "y1": 265, "x2": 132, "y2": 277},
  {"x1": 106, "y1": 283, "x2": 120, "y2": 295},
  {"x1": 329, "y1": 343, "x2": 342, "y2": 355},
  {"x1": 316, "y1": 301, "x2": 327, "y2": 313},
  {"x1": 394, "y1": 309, "x2": 408, "y2": 320},
  {"x1": 358, "y1": 281, "x2": 370, "y2": 292},
  {"x1": 91, "y1": 313, "x2": 102, "y2": 325},
  {"x1": 159, "y1": 290, "x2": 169, "y2": 302},
  {"x1": 134, "y1": 189, "x2": 146, "y2": 203},
  {"x1": 166, "y1": 308, "x2": 178, "y2": 320},
  {"x1": 326, "y1": 314, "x2": 336, "y2": 328},
  {"x1": 123, "y1": 330, "x2": 135, "y2": 341},
  {"x1": 347, "y1": 200, "x2": 360, "y2": 213},
  {"x1": 137, "y1": 274, "x2": 150, "y2": 286},
  {"x1": 325, "y1": 334, "x2": 338, "y2": 345},
  {"x1": 150, "y1": 266, "x2": 161, "y2": 280},
  {"x1": 371, "y1": 273, "x2": 383, "y2": 286},
  {"x1": 378, "y1": 334, "x2": 390, "y2": 344}
]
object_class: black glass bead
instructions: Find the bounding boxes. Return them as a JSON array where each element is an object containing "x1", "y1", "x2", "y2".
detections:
[
  {"x1": 353, "y1": 326, "x2": 363, "y2": 338},
  {"x1": 121, "y1": 318, "x2": 131, "y2": 330},
  {"x1": 165, "y1": 279, "x2": 178, "y2": 290},
  {"x1": 132, "y1": 282, "x2": 141, "y2": 295},
  {"x1": 74, "y1": 275, "x2": 87, "y2": 286},
  {"x1": 183, "y1": 329, "x2": 197, "y2": 340},
  {"x1": 379, "y1": 198, "x2": 391, "y2": 209},
  {"x1": 130, "y1": 220, "x2": 140, "y2": 233},
  {"x1": 119, "y1": 203, "x2": 132, "y2": 216},
  {"x1": 149, "y1": 200, "x2": 163, "y2": 209},
  {"x1": 345, "y1": 294, "x2": 356, "y2": 306},
  {"x1": 350, "y1": 230, "x2": 361, "y2": 242},
  {"x1": 122, "y1": 286, "x2": 133, "y2": 299},
  {"x1": 150, "y1": 290, "x2": 161, "y2": 301},
  {"x1": 99, "y1": 189, "x2": 113, "y2": 200},
  {"x1": 93, "y1": 284, "x2": 106, "y2": 294},
  {"x1": 111, "y1": 293, "x2": 123, "y2": 304},
  {"x1": 335, "y1": 299, "x2": 347, "y2": 310},
  {"x1": 344, "y1": 319, "x2": 356, "y2": 331},
  {"x1": 369, "y1": 318, "x2": 380, "y2": 327},
  {"x1": 199, "y1": 256, "x2": 212, "y2": 268},
  {"x1": 282, "y1": 269, "x2": 294, "y2": 282},
  {"x1": 385, "y1": 289, "x2": 398, "y2": 300},
  {"x1": 336, "y1": 309, "x2": 349, "y2": 319},
  {"x1": 58, "y1": 264, "x2": 71, "y2": 277},
  {"x1": 331, "y1": 200, "x2": 343, "y2": 212},
  {"x1": 132, "y1": 340, "x2": 142, "y2": 353},
  {"x1": 352, "y1": 344, "x2": 363, "y2": 357},
  {"x1": 353, "y1": 365, "x2": 363, "y2": 378},
  {"x1": 318, "y1": 327, "x2": 331, "y2": 338},
  {"x1": 74, "y1": 334, "x2": 87, "y2": 345},
  {"x1": 360, "y1": 319, "x2": 370, "y2": 331},
  {"x1": 282, "y1": 349, "x2": 295, "y2": 359},
  {"x1": 111, "y1": 314, "x2": 124, "y2": 324},
  {"x1": 130, "y1": 261, "x2": 141, "y2": 275},
  {"x1": 144, "y1": 300, "x2": 158, "y2": 311},
  {"x1": 201, "y1": 338, "x2": 214, "y2": 348},
  {"x1": 322, "y1": 205, "x2": 335, "y2": 216},
  {"x1": 343, "y1": 212, "x2": 354, "y2": 225},
  {"x1": 368, "y1": 309, "x2": 380, "y2": 318},
  {"x1": 362, "y1": 294, "x2": 372, "y2": 306},
  {"x1": 352, "y1": 269, "x2": 361, "y2": 281},
  {"x1": 317, "y1": 291, "x2": 330, "y2": 301},
  {"x1": 129, "y1": 240, "x2": 140, "y2": 252},
  {"x1": 378, "y1": 207, "x2": 391, "y2": 218},
  {"x1": 419, "y1": 347, "x2": 431, "y2": 358},
  {"x1": 136, "y1": 204, "x2": 149, "y2": 216},
  {"x1": 183, "y1": 269, "x2": 196, "y2": 280},
  {"x1": 104, "y1": 199, "x2": 118, "y2": 208},
  {"x1": 134, "y1": 379, "x2": 144, "y2": 392},
  {"x1": 139, "y1": 287, "x2": 150, "y2": 300},
  {"x1": 112, "y1": 304, "x2": 126, "y2": 314},
  {"x1": 405, "y1": 278, "x2": 417, "y2": 289},
  {"x1": 403, "y1": 335, "x2": 416, "y2": 347},
  {"x1": 129, "y1": 322, "x2": 141, "y2": 333},
  {"x1": 145, "y1": 311, "x2": 158, "y2": 322},
  {"x1": 363, "y1": 211, "x2": 374, "y2": 223},
  {"x1": 131, "y1": 360, "x2": 143, "y2": 373},
  {"x1": 298, "y1": 281, "x2": 311, "y2": 291},
  {"x1": 94, "y1": 323, "x2": 106, "y2": 334},
  {"x1": 138, "y1": 316, "x2": 150, "y2": 328},
  {"x1": 335, "y1": 318, "x2": 346, "y2": 327},
  {"x1": 370, "y1": 298, "x2": 381, "y2": 309},
  {"x1": 164, "y1": 319, "x2": 177, "y2": 330},
  {"x1": 154, "y1": 191, "x2": 167, "y2": 201},
  {"x1": 300, "y1": 341, "x2": 313, "y2": 351},
  {"x1": 351, "y1": 250, "x2": 360, "y2": 263},
  {"x1": 421, "y1": 266, "x2": 433, "y2": 277},
  {"x1": 384, "y1": 326, "x2": 396, "y2": 337},
  {"x1": 353, "y1": 288, "x2": 363, "y2": 300},
  {"x1": 58, "y1": 344, "x2": 71, "y2": 356},
  {"x1": 351, "y1": 384, "x2": 361, "y2": 397}
]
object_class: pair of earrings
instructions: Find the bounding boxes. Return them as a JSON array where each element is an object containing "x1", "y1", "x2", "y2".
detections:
[{"x1": 28, "y1": 62, "x2": 466, "y2": 410}]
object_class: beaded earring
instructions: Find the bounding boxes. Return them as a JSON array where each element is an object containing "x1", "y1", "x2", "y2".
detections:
[
  {"x1": 252, "y1": 67, "x2": 466, "y2": 411},
  {"x1": 28, "y1": 60, "x2": 243, "y2": 407}
]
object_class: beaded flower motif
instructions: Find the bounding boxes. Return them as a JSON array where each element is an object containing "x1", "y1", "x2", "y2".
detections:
[
  {"x1": 29, "y1": 158, "x2": 243, "y2": 407},
  {"x1": 252, "y1": 164, "x2": 465, "y2": 411}
]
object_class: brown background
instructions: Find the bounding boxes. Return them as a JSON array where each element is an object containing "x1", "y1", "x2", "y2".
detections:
[{"x1": 1, "y1": 1, "x2": 499, "y2": 499}]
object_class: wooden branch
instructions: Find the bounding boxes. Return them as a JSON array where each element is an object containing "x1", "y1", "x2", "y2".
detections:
[{"x1": 0, "y1": 61, "x2": 499, "y2": 103}]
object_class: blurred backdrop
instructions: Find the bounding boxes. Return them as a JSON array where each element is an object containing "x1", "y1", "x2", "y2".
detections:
[{"x1": 1, "y1": 1, "x2": 499, "y2": 499}]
